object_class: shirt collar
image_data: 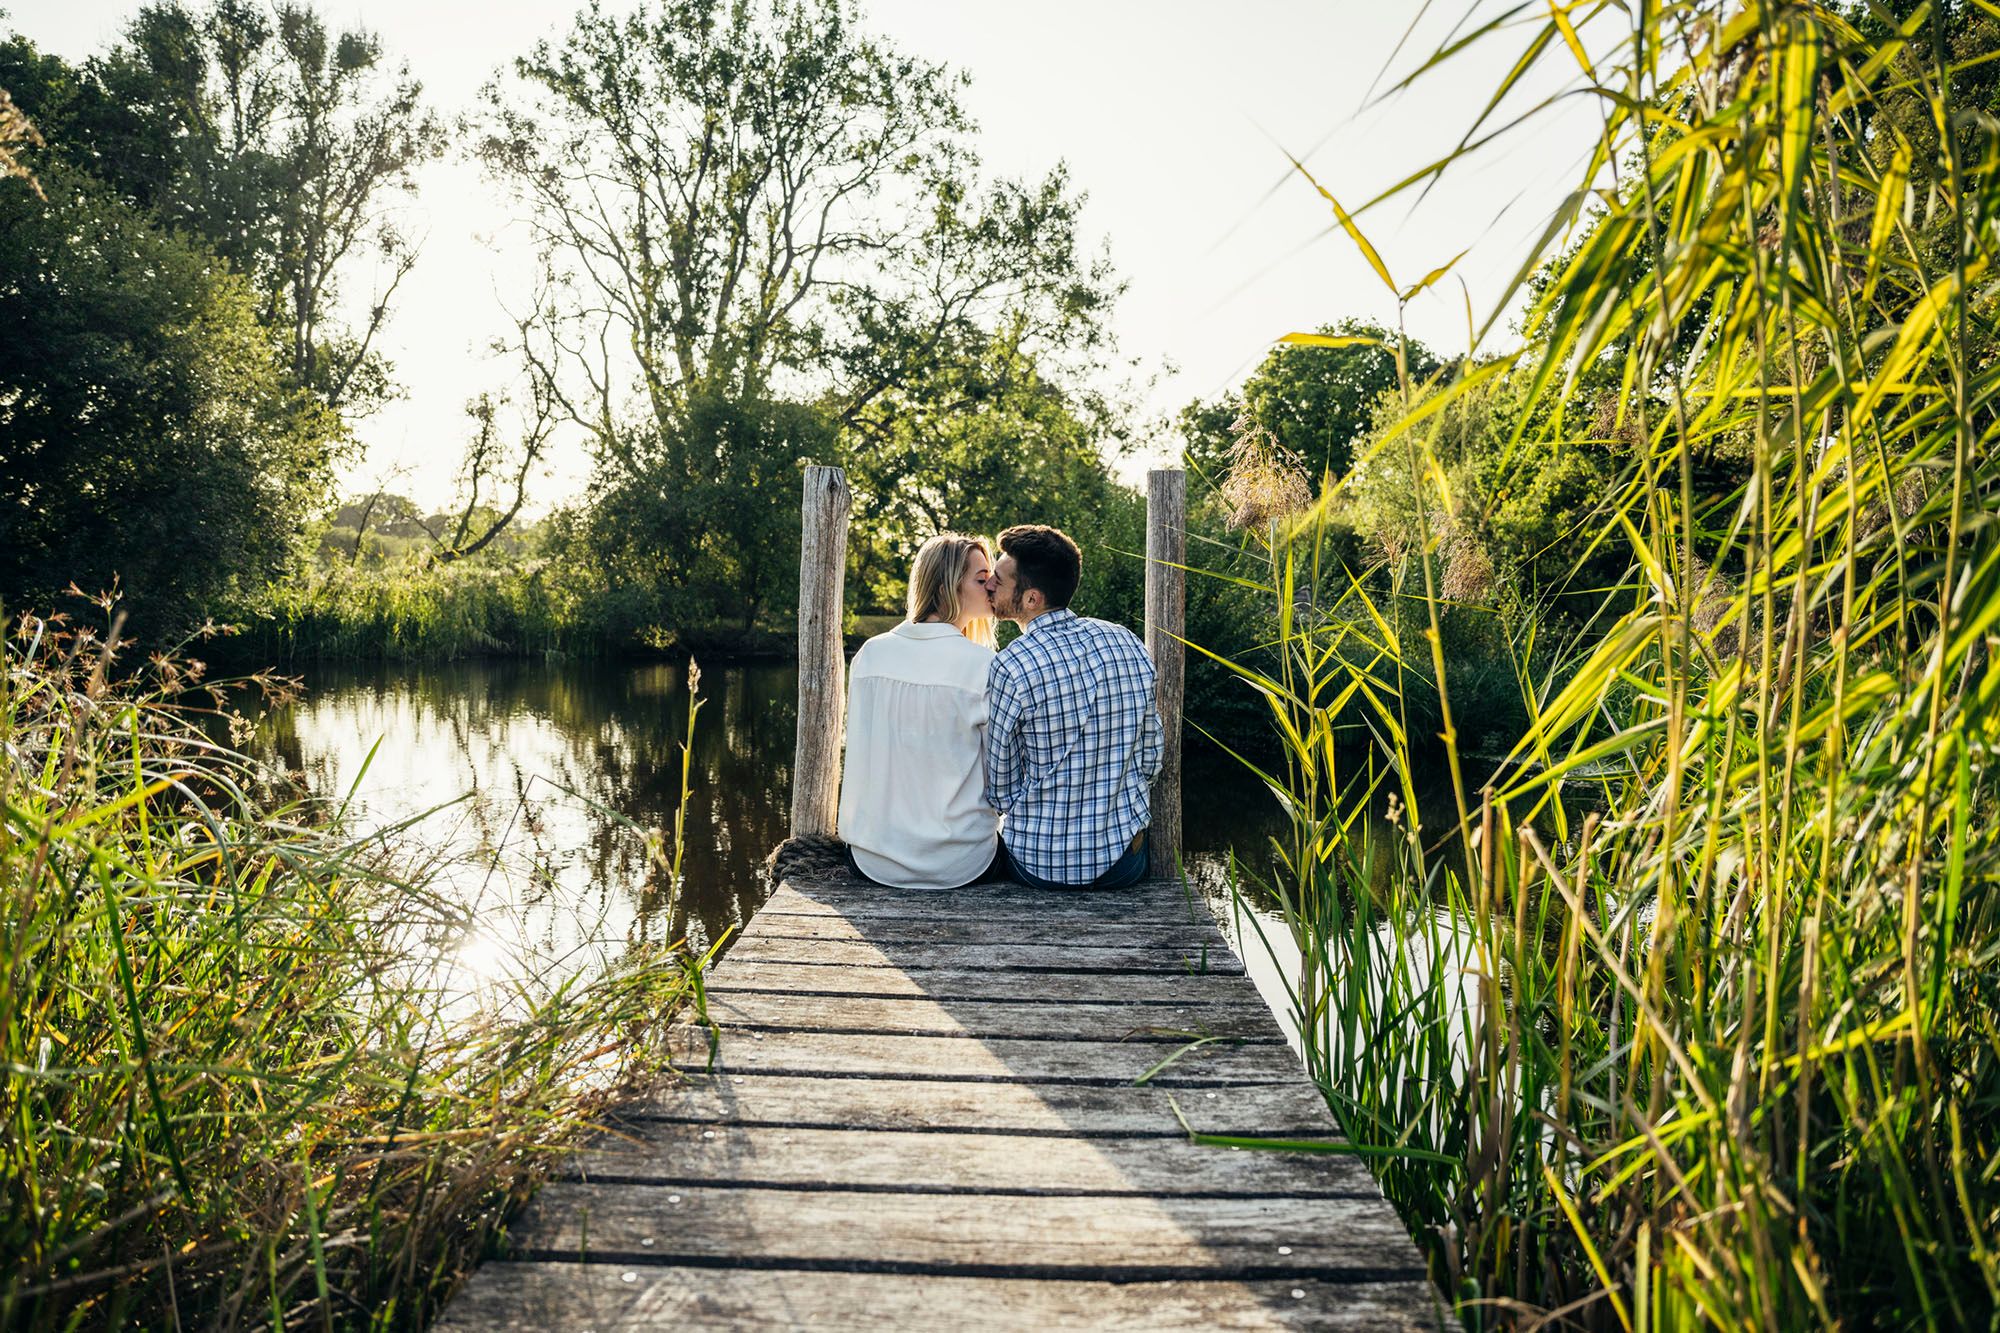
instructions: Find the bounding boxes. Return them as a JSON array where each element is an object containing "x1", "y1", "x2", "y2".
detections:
[
  {"x1": 1020, "y1": 608, "x2": 1078, "y2": 639},
  {"x1": 894, "y1": 620, "x2": 968, "y2": 640}
]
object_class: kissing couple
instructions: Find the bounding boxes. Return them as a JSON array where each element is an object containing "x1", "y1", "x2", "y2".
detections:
[{"x1": 838, "y1": 525, "x2": 1164, "y2": 891}]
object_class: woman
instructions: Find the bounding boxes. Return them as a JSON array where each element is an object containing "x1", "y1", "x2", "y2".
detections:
[{"x1": 837, "y1": 533, "x2": 1001, "y2": 889}]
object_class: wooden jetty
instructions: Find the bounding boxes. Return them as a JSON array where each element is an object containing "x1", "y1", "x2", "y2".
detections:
[
  {"x1": 435, "y1": 872, "x2": 1440, "y2": 1329},
  {"x1": 434, "y1": 467, "x2": 1440, "y2": 1328}
]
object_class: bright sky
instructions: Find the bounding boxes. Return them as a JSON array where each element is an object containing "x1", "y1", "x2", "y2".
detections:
[{"x1": 22, "y1": 1, "x2": 1603, "y2": 511}]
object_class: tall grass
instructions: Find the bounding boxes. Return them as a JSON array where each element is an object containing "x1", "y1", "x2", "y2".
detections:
[
  {"x1": 0, "y1": 610, "x2": 709, "y2": 1329},
  {"x1": 1212, "y1": 3, "x2": 2000, "y2": 1327},
  {"x1": 252, "y1": 559, "x2": 590, "y2": 662}
]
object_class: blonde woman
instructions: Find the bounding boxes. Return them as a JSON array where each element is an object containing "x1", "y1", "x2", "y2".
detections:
[{"x1": 837, "y1": 533, "x2": 1002, "y2": 889}]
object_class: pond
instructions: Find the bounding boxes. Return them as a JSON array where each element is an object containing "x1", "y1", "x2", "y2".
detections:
[{"x1": 243, "y1": 658, "x2": 1305, "y2": 1002}]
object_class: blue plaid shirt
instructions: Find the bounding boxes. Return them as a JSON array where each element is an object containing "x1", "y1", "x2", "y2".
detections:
[{"x1": 984, "y1": 609, "x2": 1163, "y2": 884}]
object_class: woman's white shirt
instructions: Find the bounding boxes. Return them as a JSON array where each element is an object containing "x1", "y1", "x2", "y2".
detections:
[{"x1": 837, "y1": 621, "x2": 997, "y2": 889}]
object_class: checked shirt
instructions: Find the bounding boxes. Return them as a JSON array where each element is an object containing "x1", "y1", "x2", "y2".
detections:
[{"x1": 984, "y1": 609, "x2": 1164, "y2": 885}]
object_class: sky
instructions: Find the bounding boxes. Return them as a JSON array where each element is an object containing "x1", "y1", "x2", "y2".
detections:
[{"x1": 19, "y1": 1, "x2": 1605, "y2": 511}]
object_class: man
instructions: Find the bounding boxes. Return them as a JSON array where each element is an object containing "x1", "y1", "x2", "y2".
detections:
[{"x1": 983, "y1": 524, "x2": 1164, "y2": 889}]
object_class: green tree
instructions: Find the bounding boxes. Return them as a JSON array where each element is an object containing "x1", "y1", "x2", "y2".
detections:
[
  {"x1": 480, "y1": 0, "x2": 1118, "y2": 630},
  {"x1": 0, "y1": 6, "x2": 443, "y2": 413},
  {"x1": 0, "y1": 169, "x2": 343, "y2": 632},
  {"x1": 1181, "y1": 319, "x2": 1442, "y2": 486},
  {"x1": 842, "y1": 327, "x2": 1128, "y2": 608}
]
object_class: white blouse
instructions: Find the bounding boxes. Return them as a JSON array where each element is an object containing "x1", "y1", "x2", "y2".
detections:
[{"x1": 837, "y1": 621, "x2": 998, "y2": 889}]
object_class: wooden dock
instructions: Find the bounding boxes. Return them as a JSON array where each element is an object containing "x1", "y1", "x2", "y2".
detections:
[{"x1": 436, "y1": 872, "x2": 1441, "y2": 1329}]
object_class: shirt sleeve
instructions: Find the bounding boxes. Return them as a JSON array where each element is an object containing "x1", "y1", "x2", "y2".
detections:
[
  {"x1": 984, "y1": 655, "x2": 1026, "y2": 813},
  {"x1": 1139, "y1": 680, "x2": 1164, "y2": 783}
]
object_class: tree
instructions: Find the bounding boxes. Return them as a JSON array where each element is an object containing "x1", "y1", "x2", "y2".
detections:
[
  {"x1": 479, "y1": 0, "x2": 1119, "y2": 629},
  {"x1": 0, "y1": 169, "x2": 343, "y2": 632},
  {"x1": 1181, "y1": 318, "x2": 1442, "y2": 486},
  {"x1": 0, "y1": 7, "x2": 443, "y2": 413},
  {"x1": 431, "y1": 387, "x2": 556, "y2": 565},
  {"x1": 842, "y1": 327, "x2": 1128, "y2": 608}
]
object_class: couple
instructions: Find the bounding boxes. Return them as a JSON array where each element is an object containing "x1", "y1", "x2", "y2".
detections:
[{"x1": 837, "y1": 524, "x2": 1164, "y2": 891}]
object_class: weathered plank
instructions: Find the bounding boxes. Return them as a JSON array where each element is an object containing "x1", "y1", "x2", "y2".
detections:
[
  {"x1": 760, "y1": 884, "x2": 1206, "y2": 924},
  {"x1": 669, "y1": 1028, "x2": 1302, "y2": 1084},
  {"x1": 703, "y1": 991, "x2": 1287, "y2": 1042},
  {"x1": 433, "y1": 1263, "x2": 1442, "y2": 1331},
  {"x1": 746, "y1": 915, "x2": 1226, "y2": 950},
  {"x1": 437, "y1": 876, "x2": 1441, "y2": 1331},
  {"x1": 564, "y1": 1123, "x2": 1373, "y2": 1196},
  {"x1": 723, "y1": 935, "x2": 1243, "y2": 974},
  {"x1": 702, "y1": 962, "x2": 1223, "y2": 1002},
  {"x1": 506, "y1": 1184, "x2": 1424, "y2": 1279},
  {"x1": 625, "y1": 1075, "x2": 1339, "y2": 1137}
]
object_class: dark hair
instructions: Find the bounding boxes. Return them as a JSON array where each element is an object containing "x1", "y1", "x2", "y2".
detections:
[{"x1": 998, "y1": 524, "x2": 1081, "y2": 610}]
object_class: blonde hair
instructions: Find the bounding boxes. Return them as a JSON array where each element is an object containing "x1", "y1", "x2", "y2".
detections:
[{"x1": 907, "y1": 532, "x2": 996, "y2": 649}]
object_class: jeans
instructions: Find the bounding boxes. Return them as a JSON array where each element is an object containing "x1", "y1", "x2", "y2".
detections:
[{"x1": 1002, "y1": 833, "x2": 1150, "y2": 890}]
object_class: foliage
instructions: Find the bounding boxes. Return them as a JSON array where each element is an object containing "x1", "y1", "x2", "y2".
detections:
[
  {"x1": 1207, "y1": 2, "x2": 2000, "y2": 1327},
  {"x1": 255, "y1": 555, "x2": 591, "y2": 662},
  {"x1": 843, "y1": 328, "x2": 1131, "y2": 610},
  {"x1": 479, "y1": 0, "x2": 1121, "y2": 638},
  {"x1": 1182, "y1": 318, "x2": 1442, "y2": 485},
  {"x1": 0, "y1": 5, "x2": 444, "y2": 413},
  {"x1": 0, "y1": 613, "x2": 709, "y2": 1329},
  {"x1": 0, "y1": 168, "x2": 344, "y2": 638}
]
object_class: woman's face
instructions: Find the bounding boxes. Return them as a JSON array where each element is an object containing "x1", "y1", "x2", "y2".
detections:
[{"x1": 956, "y1": 547, "x2": 994, "y2": 627}]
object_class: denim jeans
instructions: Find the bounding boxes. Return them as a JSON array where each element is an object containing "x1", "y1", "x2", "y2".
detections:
[{"x1": 1002, "y1": 833, "x2": 1150, "y2": 890}]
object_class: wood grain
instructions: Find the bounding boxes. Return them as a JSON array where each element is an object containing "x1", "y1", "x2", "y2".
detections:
[
  {"x1": 700, "y1": 961, "x2": 1231, "y2": 1002},
  {"x1": 565, "y1": 1123, "x2": 1371, "y2": 1196},
  {"x1": 433, "y1": 1263, "x2": 1443, "y2": 1331},
  {"x1": 1146, "y1": 467, "x2": 1188, "y2": 878},
  {"x1": 669, "y1": 1027, "x2": 1302, "y2": 1085},
  {"x1": 789, "y1": 464, "x2": 850, "y2": 837},
  {"x1": 625, "y1": 1075, "x2": 1339, "y2": 1137},
  {"x1": 703, "y1": 991, "x2": 1287, "y2": 1042},
  {"x1": 722, "y1": 935, "x2": 1244, "y2": 975},
  {"x1": 507, "y1": 1183, "x2": 1427, "y2": 1278}
]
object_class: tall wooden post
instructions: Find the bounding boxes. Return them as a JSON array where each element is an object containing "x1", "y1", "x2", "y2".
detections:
[
  {"x1": 791, "y1": 465, "x2": 851, "y2": 838},
  {"x1": 1145, "y1": 468, "x2": 1186, "y2": 878}
]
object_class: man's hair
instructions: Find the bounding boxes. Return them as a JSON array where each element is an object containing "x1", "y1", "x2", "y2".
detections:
[{"x1": 998, "y1": 524, "x2": 1081, "y2": 610}]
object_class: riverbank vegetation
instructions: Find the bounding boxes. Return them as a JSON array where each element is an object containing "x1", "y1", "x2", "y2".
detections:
[
  {"x1": 1210, "y1": 1, "x2": 2000, "y2": 1326},
  {"x1": 0, "y1": 612, "x2": 712, "y2": 1329}
]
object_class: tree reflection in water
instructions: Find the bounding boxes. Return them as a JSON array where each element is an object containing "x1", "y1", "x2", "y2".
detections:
[
  {"x1": 247, "y1": 658, "x2": 1293, "y2": 1001},
  {"x1": 249, "y1": 659, "x2": 796, "y2": 992}
]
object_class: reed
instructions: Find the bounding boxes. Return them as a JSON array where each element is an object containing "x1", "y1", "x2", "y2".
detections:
[
  {"x1": 251, "y1": 559, "x2": 591, "y2": 662},
  {"x1": 0, "y1": 609, "x2": 710, "y2": 1330},
  {"x1": 1207, "y1": 3, "x2": 2000, "y2": 1327}
]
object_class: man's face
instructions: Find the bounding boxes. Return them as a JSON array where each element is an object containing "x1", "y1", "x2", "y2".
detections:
[{"x1": 988, "y1": 552, "x2": 1040, "y2": 623}]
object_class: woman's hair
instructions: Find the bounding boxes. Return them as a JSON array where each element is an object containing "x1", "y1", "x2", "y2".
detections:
[{"x1": 907, "y1": 532, "x2": 996, "y2": 648}]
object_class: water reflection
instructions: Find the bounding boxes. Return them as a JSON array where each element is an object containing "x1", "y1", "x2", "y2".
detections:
[{"x1": 246, "y1": 659, "x2": 1292, "y2": 996}]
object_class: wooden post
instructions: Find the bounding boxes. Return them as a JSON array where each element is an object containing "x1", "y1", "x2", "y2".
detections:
[
  {"x1": 791, "y1": 464, "x2": 851, "y2": 838},
  {"x1": 1145, "y1": 468, "x2": 1186, "y2": 878}
]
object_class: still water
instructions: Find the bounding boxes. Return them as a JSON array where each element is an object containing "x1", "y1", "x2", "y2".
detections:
[{"x1": 246, "y1": 658, "x2": 1297, "y2": 1000}]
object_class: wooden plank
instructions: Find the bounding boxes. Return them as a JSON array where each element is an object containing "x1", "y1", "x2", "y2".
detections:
[
  {"x1": 564, "y1": 1123, "x2": 1372, "y2": 1196},
  {"x1": 704, "y1": 992, "x2": 1288, "y2": 1042},
  {"x1": 746, "y1": 916, "x2": 1228, "y2": 950},
  {"x1": 626, "y1": 1075, "x2": 1340, "y2": 1137},
  {"x1": 504, "y1": 1184, "x2": 1429, "y2": 1280},
  {"x1": 761, "y1": 884, "x2": 1207, "y2": 924},
  {"x1": 702, "y1": 962, "x2": 1225, "y2": 1002},
  {"x1": 723, "y1": 936, "x2": 1244, "y2": 975},
  {"x1": 434, "y1": 1263, "x2": 1444, "y2": 1331},
  {"x1": 670, "y1": 1028, "x2": 1303, "y2": 1085},
  {"x1": 767, "y1": 880, "x2": 1201, "y2": 919}
]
